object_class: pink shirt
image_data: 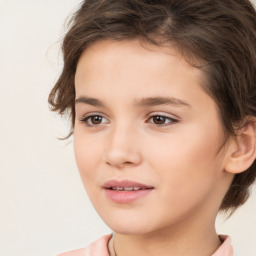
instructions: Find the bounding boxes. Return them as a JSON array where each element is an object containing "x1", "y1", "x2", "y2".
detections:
[{"x1": 57, "y1": 234, "x2": 233, "y2": 256}]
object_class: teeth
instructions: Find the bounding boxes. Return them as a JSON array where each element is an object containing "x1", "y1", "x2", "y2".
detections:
[
  {"x1": 123, "y1": 187, "x2": 134, "y2": 191},
  {"x1": 111, "y1": 187, "x2": 141, "y2": 191},
  {"x1": 111, "y1": 187, "x2": 123, "y2": 191}
]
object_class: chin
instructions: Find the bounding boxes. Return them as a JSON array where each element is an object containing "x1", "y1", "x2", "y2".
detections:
[
  {"x1": 111, "y1": 223, "x2": 154, "y2": 236},
  {"x1": 99, "y1": 213, "x2": 160, "y2": 236}
]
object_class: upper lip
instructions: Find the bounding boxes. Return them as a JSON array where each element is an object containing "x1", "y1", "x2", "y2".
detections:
[{"x1": 103, "y1": 179, "x2": 154, "y2": 189}]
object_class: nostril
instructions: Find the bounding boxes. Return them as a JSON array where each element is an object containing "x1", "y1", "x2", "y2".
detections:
[
  {"x1": 106, "y1": 160, "x2": 134, "y2": 168},
  {"x1": 124, "y1": 161, "x2": 133, "y2": 165}
]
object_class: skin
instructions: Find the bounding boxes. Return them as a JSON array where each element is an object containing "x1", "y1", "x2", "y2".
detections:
[{"x1": 73, "y1": 39, "x2": 236, "y2": 256}]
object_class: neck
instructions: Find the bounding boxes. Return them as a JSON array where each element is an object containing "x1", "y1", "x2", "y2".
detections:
[{"x1": 110, "y1": 219, "x2": 221, "y2": 256}]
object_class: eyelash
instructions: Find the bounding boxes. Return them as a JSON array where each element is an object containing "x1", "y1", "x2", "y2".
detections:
[
  {"x1": 148, "y1": 115, "x2": 178, "y2": 127},
  {"x1": 80, "y1": 114, "x2": 109, "y2": 127},
  {"x1": 79, "y1": 113, "x2": 178, "y2": 127}
]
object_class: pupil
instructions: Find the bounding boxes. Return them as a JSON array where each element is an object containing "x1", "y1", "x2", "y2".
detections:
[
  {"x1": 153, "y1": 116, "x2": 165, "y2": 124},
  {"x1": 92, "y1": 116, "x2": 102, "y2": 124}
]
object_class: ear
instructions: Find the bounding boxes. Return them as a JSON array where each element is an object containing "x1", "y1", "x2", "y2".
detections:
[{"x1": 224, "y1": 118, "x2": 256, "y2": 174}]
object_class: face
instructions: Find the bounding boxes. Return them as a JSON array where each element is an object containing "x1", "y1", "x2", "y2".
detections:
[{"x1": 74, "y1": 39, "x2": 232, "y2": 236}]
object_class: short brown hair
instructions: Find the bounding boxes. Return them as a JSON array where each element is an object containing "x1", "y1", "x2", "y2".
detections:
[{"x1": 48, "y1": 0, "x2": 256, "y2": 212}]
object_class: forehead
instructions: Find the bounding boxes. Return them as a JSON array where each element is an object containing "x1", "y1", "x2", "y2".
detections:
[
  {"x1": 75, "y1": 38, "x2": 205, "y2": 91},
  {"x1": 79, "y1": 39, "x2": 178, "y2": 59},
  {"x1": 78, "y1": 39, "x2": 191, "y2": 68}
]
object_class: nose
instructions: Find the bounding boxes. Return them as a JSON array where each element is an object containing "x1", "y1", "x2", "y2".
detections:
[{"x1": 104, "y1": 125, "x2": 142, "y2": 169}]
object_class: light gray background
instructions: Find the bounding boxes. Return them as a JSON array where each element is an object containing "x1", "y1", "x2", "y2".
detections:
[{"x1": 0, "y1": 1, "x2": 255, "y2": 255}]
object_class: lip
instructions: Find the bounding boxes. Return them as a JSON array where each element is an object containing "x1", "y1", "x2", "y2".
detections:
[
  {"x1": 103, "y1": 179, "x2": 154, "y2": 189},
  {"x1": 103, "y1": 179, "x2": 154, "y2": 204}
]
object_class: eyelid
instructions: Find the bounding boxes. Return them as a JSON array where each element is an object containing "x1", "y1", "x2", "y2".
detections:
[
  {"x1": 146, "y1": 112, "x2": 179, "y2": 126},
  {"x1": 79, "y1": 112, "x2": 110, "y2": 127},
  {"x1": 78, "y1": 111, "x2": 179, "y2": 128}
]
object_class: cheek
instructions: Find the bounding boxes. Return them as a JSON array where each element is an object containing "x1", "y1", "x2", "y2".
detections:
[
  {"x1": 147, "y1": 123, "x2": 223, "y2": 198},
  {"x1": 142, "y1": 127, "x2": 223, "y2": 224},
  {"x1": 73, "y1": 129, "x2": 102, "y2": 184}
]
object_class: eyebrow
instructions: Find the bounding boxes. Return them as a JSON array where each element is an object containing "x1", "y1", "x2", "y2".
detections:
[
  {"x1": 133, "y1": 97, "x2": 191, "y2": 108},
  {"x1": 75, "y1": 97, "x2": 104, "y2": 107},
  {"x1": 75, "y1": 96, "x2": 191, "y2": 108}
]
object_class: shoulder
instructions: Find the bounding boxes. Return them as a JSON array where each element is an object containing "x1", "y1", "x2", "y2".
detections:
[
  {"x1": 212, "y1": 235, "x2": 233, "y2": 256},
  {"x1": 57, "y1": 234, "x2": 112, "y2": 256},
  {"x1": 213, "y1": 235, "x2": 253, "y2": 256}
]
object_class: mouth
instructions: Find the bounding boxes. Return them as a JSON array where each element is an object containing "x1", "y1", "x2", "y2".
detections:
[
  {"x1": 109, "y1": 186, "x2": 149, "y2": 191},
  {"x1": 103, "y1": 179, "x2": 154, "y2": 190},
  {"x1": 103, "y1": 179, "x2": 154, "y2": 203}
]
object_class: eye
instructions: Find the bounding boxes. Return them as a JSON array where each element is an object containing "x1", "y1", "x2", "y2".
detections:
[
  {"x1": 148, "y1": 115, "x2": 178, "y2": 126},
  {"x1": 80, "y1": 114, "x2": 109, "y2": 127}
]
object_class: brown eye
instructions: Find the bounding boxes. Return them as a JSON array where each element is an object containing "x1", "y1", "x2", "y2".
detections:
[
  {"x1": 148, "y1": 115, "x2": 178, "y2": 126},
  {"x1": 152, "y1": 116, "x2": 166, "y2": 125},
  {"x1": 90, "y1": 116, "x2": 103, "y2": 124},
  {"x1": 80, "y1": 114, "x2": 109, "y2": 127}
]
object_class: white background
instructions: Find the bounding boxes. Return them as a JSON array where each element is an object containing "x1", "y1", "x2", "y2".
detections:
[{"x1": 0, "y1": 1, "x2": 255, "y2": 255}]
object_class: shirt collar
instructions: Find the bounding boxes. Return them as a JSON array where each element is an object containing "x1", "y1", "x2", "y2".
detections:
[{"x1": 212, "y1": 235, "x2": 233, "y2": 256}]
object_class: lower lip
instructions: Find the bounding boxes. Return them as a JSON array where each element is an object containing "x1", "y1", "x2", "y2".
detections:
[{"x1": 104, "y1": 189, "x2": 153, "y2": 204}]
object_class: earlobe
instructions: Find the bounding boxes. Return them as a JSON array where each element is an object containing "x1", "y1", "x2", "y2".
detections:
[{"x1": 225, "y1": 118, "x2": 256, "y2": 174}]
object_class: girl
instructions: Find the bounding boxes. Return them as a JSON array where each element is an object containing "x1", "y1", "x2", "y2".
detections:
[{"x1": 49, "y1": 0, "x2": 256, "y2": 255}]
